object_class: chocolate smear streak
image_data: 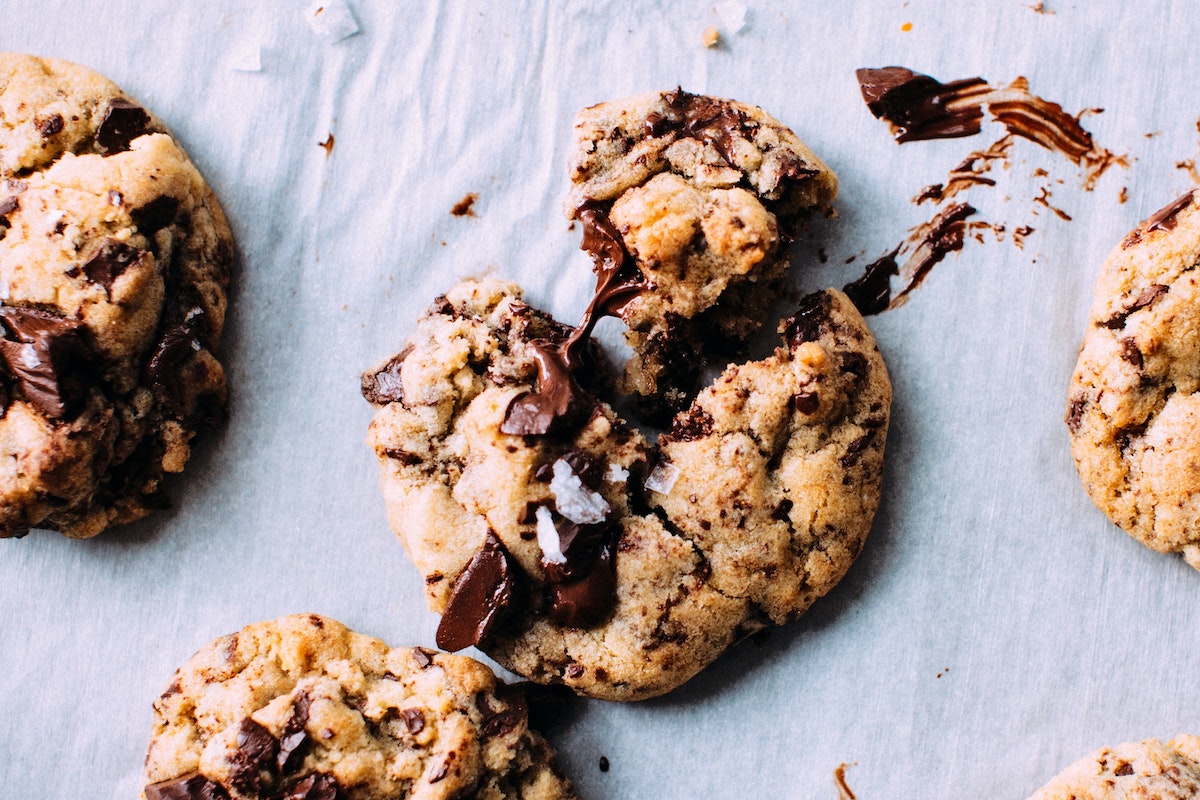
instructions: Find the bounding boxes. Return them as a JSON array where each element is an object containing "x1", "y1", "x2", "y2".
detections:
[
  {"x1": 856, "y1": 67, "x2": 1126, "y2": 188},
  {"x1": 436, "y1": 532, "x2": 518, "y2": 652}
]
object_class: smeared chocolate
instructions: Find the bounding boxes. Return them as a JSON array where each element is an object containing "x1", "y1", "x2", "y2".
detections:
[
  {"x1": 144, "y1": 772, "x2": 231, "y2": 800},
  {"x1": 500, "y1": 341, "x2": 594, "y2": 436},
  {"x1": 231, "y1": 718, "x2": 278, "y2": 793},
  {"x1": 856, "y1": 67, "x2": 989, "y2": 142},
  {"x1": 96, "y1": 99, "x2": 153, "y2": 155},
  {"x1": 784, "y1": 291, "x2": 833, "y2": 346},
  {"x1": 277, "y1": 694, "x2": 311, "y2": 775},
  {"x1": 436, "y1": 532, "x2": 518, "y2": 651},
  {"x1": 645, "y1": 88, "x2": 756, "y2": 167},
  {"x1": 361, "y1": 345, "x2": 412, "y2": 405},
  {"x1": 843, "y1": 249, "x2": 899, "y2": 316},
  {"x1": 0, "y1": 307, "x2": 91, "y2": 418},
  {"x1": 81, "y1": 239, "x2": 144, "y2": 292},
  {"x1": 36, "y1": 114, "x2": 63, "y2": 138},
  {"x1": 283, "y1": 773, "x2": 340, "y2": 800},
  {"x1": 133, "y1": 196, "x2": 181, "y2": 237}
]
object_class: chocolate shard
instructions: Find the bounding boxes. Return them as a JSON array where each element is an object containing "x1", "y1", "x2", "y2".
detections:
[
  {"x1": 277, "y1": 693, "x2": 312, "y2": 775},
  {"x1": 37, "y1": 114, "x2": 64, "y2": 138},
  {"x1": 96, "y1": 99, "x2": 154, "y2": 155},
  {"x1": 231, "y1": 718, "x2": 279, "y2": 793},
  {"x1": 283, "y1": 773, "x2": 341, "y2": 800},
  {"x1": 435, "y1": 532, "x2": 518, "y2": 651},
  {"x1": 0, "y1": 307, "x2": 91, "y2": 419},
  {"x1": 477, "y1": 689, "x2": 527, "y2": 739},
  {"x1": 132, "y1": 196, "x2": 181, "y2": 237},
  {"x1": 783, "y1": 291, "x2": 833, "y2": 346},
  {"x1": 361, "y1": 345, "x2": 412, "y2": 405},
  {"x1": 1146, "y1": 191, "x2": 1195, "y2": 235},
  {"x1": 856, "y1": 67, "x2": 988, "y2": 142},
  {"x1": 144, "y1": 772, "x2": 231, "y2": 800},
  {"x1": 400, "y1": 707, "x2": 426, "y2": 735},
  {"x1": 145, "y1": 307, "x2": 204, "y2": 418},
  {"x1": 1101, "y1": 284, "x2": 1168, "y2": 330},
  {"x1": 561, "y1": 449, "x2": 605, "y2": 489},
  {"x1": 81, "y1": 239, "x2": 144, "y2": 292},
  {"x1": 548, "y1": 537, "x2": 616, "y2": 628}
]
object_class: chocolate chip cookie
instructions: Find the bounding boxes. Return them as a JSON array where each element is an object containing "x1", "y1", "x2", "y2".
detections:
[
  {"x1": 1027, "y1": 736, "x2": 1200, "y2": 799},
  {"x1": 0, "y1": 53, "x2": 232, "y2": 538},
  {"x1": 1067, "y1": 190, "x2": 1200, "y2": 568},
  {"x1": 566, "y1": 89, "x2": 837, "y2": 418},
  {"x1": 363, "y1": 277, "x2": 890, "y2": 701},
  {"x1": 141, "y1": 614, "x2": 576, "y2": 800}
]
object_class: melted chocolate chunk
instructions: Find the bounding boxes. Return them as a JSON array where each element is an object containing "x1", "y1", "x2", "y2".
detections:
[
  {"x1": 548, "y1": 537, "x2": 616, "y2": 627},
  {"x1": 277, "y1": 694, "x2": 312, "y2": 775},
  {"x1": 361, "y1": 345, "x2": 413, "y2": 405},
  {"x1": 843, "y1": 249, "x2": 899, "y2": 316},
  {"x1": 81, "y1": 239, "x2": 144, "y2": 292},
  {"x1": 133, "y1": 196, "x2": 181, "y2": 237},
  {"x1": 784, "y1": 291, "x2": 833, "y2": 346},
  {"x1": 646, "y1": 88, "x2": 756, "y2": 167},
  {"x1": 283, "y1": 773, "x2": 340, "y2": 800},
  {"x1": 1066, "y1": 395, "x2": 1087, "y2": 435},
  {"x1": 436, "y1": 532, "x2": 518, "y2": 651},
  {"x1": 400, "y1": 707, "x2": 426, "y2": 735},
  {"x1": 856, "y1": 67, "x2": 989, "y2": 142},
  {"x1": 500, "y1": 342, "x2": 594, "y2": 436},
  {"x1": 1124, "y1": 192, "x2": 1196, "y2": 249},
  {"x1": 231, "y1": 718, "x2": 279, "y2": 793},
  {"x1": 96, "y1": 99, "x2": 153, "y2": 155},
  {"x1": 144, "y1": 772, "x2": 231, "y2": 800},
  {"x1": 0, "y1": 307, "x2": 91, "y2": 419}
]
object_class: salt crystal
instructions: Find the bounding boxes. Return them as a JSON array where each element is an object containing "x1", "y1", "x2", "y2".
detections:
[
  {"x1": 304, "y1": 0, "x2": 360, "y2": 43},
  {"x1": 605, "y1": 463, "x2": 629, "y2": 483},
  {"x1": 550, "y1": 458, "x2": 610, "y2": 524},
  {"x1": 714, "y1": 0, "x2": 747, "y2": 33},
  {"x1": 535, "y1": 506, "x2": 567, "y2": 565},
  {"x1": 644, "y1": 461, "x2": 682, "y2": 495}
]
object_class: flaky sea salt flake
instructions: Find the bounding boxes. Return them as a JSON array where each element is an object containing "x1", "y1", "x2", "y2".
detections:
[
  {"x1": 304, "y1": 0, "x2": 360, "y2": 43},
  {"x1": 535, "y1": 506, "x2": 567, "y2": 565},
  {"x1": 644, "y1": 461, "x2": 681, "y2": 495},
  {"x1": 714, "y1": 0, "x2": 747, "y2": 33},
  {"x1": 605, "y1": 463, "x2": 629, "y2": 483},
  {"x1": 550, "y1": 458, "x2": 610, "y2": 524}
]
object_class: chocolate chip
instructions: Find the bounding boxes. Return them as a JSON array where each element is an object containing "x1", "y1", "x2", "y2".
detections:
[
  {"x1": 562, "y1": 449, "x2": 605, "y2": 489},
  {"x1": 501, "y1": 342, "x2": 594, "y2": 436},
  {"x1": 144, "y1": 772, "x2": 231, "y2": 800},
  {"x1": 1145, "y1": 192, "x2": 1194, "y2": 234},
  {"x1": 599, "y1": 756, "x2": 610, "y2": 772},
  {"x1": 477, "y1": 692, "x2": 526, "y2": 739},
  {"x1": 565, "y1": 663, "x2": 585, "y2": 679},
  {"x1": 548, "y1": 537, "x2": 616, "y2": 627},
  {"x1": 1119, "y1": 338, "x2": 1144, "y2": 369},
  {"x1": 1066, "y1": 395, "x2": 1088, "y2": 435},
  {"x1": 772, "y1": 499, "x2": 793, "y2": 521},
  {"x1": 791, "y1": 392, "x2": 819, "y2": 414},
  {"x1": 1102, "y1": 284, "x2": 1168, "y2": 329},
  {"x1": 400, "y1": 707, "x2": 426, "y2": 735},
  {"x1": 435, "y1": 532, "x2": 518, "y2": 651},
  {"x1": 36, "y1": 114, "x2": 63, "y2": 138},
  {"x1": 361, "y1": 345, "x2": 413, "y2": 404},
  {"x1": 277, "y1": 694, "x2": 312, "y2": 775},
  {"x1": 0, "y1": 195, "x2": 19, "y2": 218},
  {"x1": 283, "y1": 773, "x2": 340, "y2": 800},
  {"x1": 413, "y1": 648, "x2": 434, "y2": 669},
  {"x1": 840, "y1": 352, "x2": 868, "y2": 380},
  {"x1": 231, "y1": 718, "x2": 279, "y2": 793},
  {"x1": 132, "y1": 196, "x2": 181, "y2": 237},
  {"x1": 839, "y1": 430, "x2": 877, "y2": 468},
  {"x1": 1114, "y1": 762, "x2": 1134, "y2": 777},
  {"x1": 784, "y1": 291, "x2": 832, "y2": 346},
  {"x1": 0, "y1": 307, "x2": 91, "y2": 419},
  {"x1": 81, "y1": 239, "x2": 144, "y2": 292},
  {"x1": 96, "y1": 99, "x2": 153, "y2": 155}
]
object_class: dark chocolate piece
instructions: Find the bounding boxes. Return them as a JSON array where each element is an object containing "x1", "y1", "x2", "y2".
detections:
[
  {"x1": 1101, "y1": 284, "x2": 1168, "y2": 330},
  {"x1": 231, "y1": 718, "x2": 278, "y2": 793},
  {"x1": 96, "y1": 99, "x2": 153, "y2": 155},
  {"x1": 361, "y1": 345, "x2": 412, "y2": 405},
  {"x1": 856, "y1": 67, "x2": 989, "y2": 142},
  {"x1": 0, "y1": 307, "x2": 90, "y2": 419},
  {"x1": 81, "y1": 239, "x2": 144, "y2": 291},
  {"x1": 0, "y1": 195, "x2": 18, "y2": 218},
  {"x1": 145, "y1": 308, "x2": 205, "y2": 418},
  {"x1": 400, "y1": 707, "x2": 426, "y2": 735},
  {"x1": 500, "y1": 342, "x2": 593, "y2": 436},
  {"x1": 277, "y1": 694, "x2": 311, "y2": 775},
  {"x1": 477, "y1": 690, "x2": 527, "y2": 739},
  {"x1": 436, "y1": 532, "x2": 518, "y2": 651},
  {"x1": 1123, "y1": 191, "x2": 1198, "y2": 249},
  {"x1": 784, "y1": 291, "x2": 833, "y2": 346},
  {"x1": 144, "y1": 772, "x2": 231, "y2": 800},
  {"x1": 36, "y1": 114, "x2": 63, "y2": 138},
  {"x1": 548, "y1": 537, "x2": 616, "y2": 627},
  {"x1": 561, "y1": 449, "x2": 605, "y2": 490},
  {"x1": 283, "y1": 773, "x2": 340, "y2": 800},
  {"x1": 132, "y1": 196, "x2": 181, "y2": 237}
]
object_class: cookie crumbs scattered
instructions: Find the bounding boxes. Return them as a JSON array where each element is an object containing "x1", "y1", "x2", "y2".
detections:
[
  {"x1": 318, "y1": 132, "x2": 335, "y2": 156},
  {"x1": 1033, "y1": 186, "x2": 1072, "y2": 221},
  {"x1": 598, "y1": 756, "x2": 610, "y2": 773},
  {"x1": 1026, "y1": 1, "x2": 1054, "y2": 12},
  {"x1": 304, "y1": 0, "x2": 360, "y2": 42},
  {"x1": 834, "y1": 763, "x2": 858, "y2": 800},
  {"x1": 701, "y1": 25, "x2": 720, "y2": 48},
  {"x1": 451, "y1": 193, "x2": 478, "y2": 217}
]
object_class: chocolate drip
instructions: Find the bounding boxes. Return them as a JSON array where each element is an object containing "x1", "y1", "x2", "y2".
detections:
[
  {"x1": 144, "y1": 772, "x2": 230, "y2": 800},
  {"x1": 856, "y1": 67, "x2": 989, "y2": 142},
  {"x1": 500, "y1": 342, "x2": 593, "y2": 436},
  {"x1": 96, "y1": 99, "x2": 153, "y2": 155},
  {"x1": 436, "y1": 532, "x2": 518, "y2": 652},
  {"x1": 0, "y1": 307, "x2": 91, "y2": 418}
]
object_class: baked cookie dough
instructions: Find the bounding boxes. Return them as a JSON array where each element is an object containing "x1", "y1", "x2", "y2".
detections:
[
  {"x1": 1028, "y1": 735, "x2": 1200, "y2": 799},
  {"x1": 363, "y1": 278, "x2": 890, "y2": 700},
  {"x1": 0, "y1": 53, "x2": 231, "y2": 539},
  {"x1": 1067, "y1": 189, "x2": 1200, "y2": 568},
  {"x1": 566, "y1": 89, "x2": 837, "y2": 417},
  {"x1": 141, "y1": 614, "x2": 575, "y2": 800}
]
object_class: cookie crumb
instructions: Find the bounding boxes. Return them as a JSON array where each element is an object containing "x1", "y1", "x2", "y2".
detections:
[
  {"x1": 834, "y1": 762, "x2": 857, "y2": 800},
  {"x1": 900, "y1": 21, "x2": 912, "y2": 31},
  {"x1": 1118, "y1": 186, "x2": 1128, "y2": 204},
  {"x1": 936, "y1": 666, "x2": 950, "y2": 678},
  {"x1": 304, "y1": 0, "x2": 360, "y2": 42},
  {"x1": 451, "y1": 193, "x2": 478, "y2": 217},
  {"x1": 701, "y1": 25, "x2": 720, "y2": 48},
  {"x1": 598, "y1": 756, "x2": 610, "y2": 773},
  {"x1": 318, "y1": 132, "x2": 335, "y2": 156},
  {"x1": 1177, "y1": 159, "x2": 1200, "y2": 185}
]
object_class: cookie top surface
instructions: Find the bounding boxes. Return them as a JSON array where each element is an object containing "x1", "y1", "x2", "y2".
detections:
[
  {"x1": 1028, "y1": 736, "x2": 1200, "y2": 799},
  {"x1": 0, "y1": 53, "x2": 232, "y2": 538},
  {"x1": 1067, "y1": 189, "x2": 1200, "y2": 568},
  {"x1": 363, "y1": 277, "x2": 890, "y2": 700},
  {"x1": 142, "y1": 614, "x2": 576, "y2": 800},
  {"x1": 564, "y1": 90, "x2": 838, "y2": 411}
]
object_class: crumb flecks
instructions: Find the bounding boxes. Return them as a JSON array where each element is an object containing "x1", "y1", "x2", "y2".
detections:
[
  {"x1": 318, "y1": 132, "x2": 335, "y2": 156},
  {"x1": 451, "y1": 192, "x2": 478, "y2": 217}
]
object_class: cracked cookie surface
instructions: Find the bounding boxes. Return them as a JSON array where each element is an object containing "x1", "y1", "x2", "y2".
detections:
[
  {"x1": 566, "y1": 89, "x2": 837, "y2": 417},
  {"x1": 1067, "y1": 190, "x2": 1200, "y2": 568},
  {"x1": 364, "y1": 278, "x2": 890, "y2": 700},
  {"x1": 0, "y1": 53, "x2": 231, "y2": 538},
  {"x1": 1028, "y1": 735, "x2": 1200, "y2": 799},
  {"x1": 142, "y1": 614, "x2": 575, "y2": 800}
]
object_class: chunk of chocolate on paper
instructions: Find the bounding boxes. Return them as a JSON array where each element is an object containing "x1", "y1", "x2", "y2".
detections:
[
  {"x1": 436, "y1": 532, "x2": 518, "y2": 651},
  {"x1": 0, "y1": 307, "x2": 90, "y2": 418}
]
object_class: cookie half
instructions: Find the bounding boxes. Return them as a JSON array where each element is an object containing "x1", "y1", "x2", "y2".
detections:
[
  {"x1": 566, "y1": 89, "x2": 837, "y2": 417},
  {"x1": 1067, "y1": 190, "x2": 1200, "y2": 568},
  {"x1": 0, "y1": 53, "x2": 232, "y2": 538},
  {"x1": 364, "y1": 278, "x2": 890, "y2": 700},
  {"x1": 1028, "y1": 736, "x2": 1200, "y2": 799},
  {"x1": 141, "y1": 614, "x2": 576, "y2": 800}
]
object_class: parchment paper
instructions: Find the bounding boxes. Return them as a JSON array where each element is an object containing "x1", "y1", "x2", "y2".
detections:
[{"x1": 1, "y1": 2, "x2": 1198, "y2": 798}]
